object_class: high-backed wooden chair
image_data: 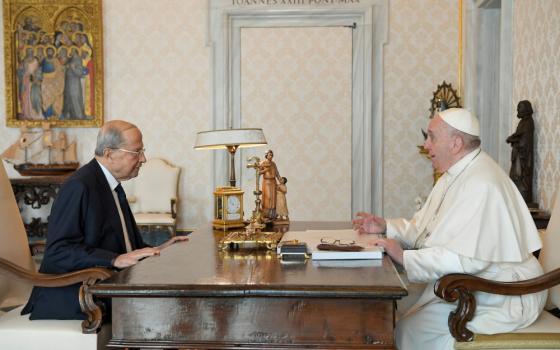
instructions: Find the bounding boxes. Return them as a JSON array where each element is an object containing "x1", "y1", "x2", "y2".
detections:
[
  {"x1": 435, "y1": 185, "x2": 560, "y2": 349},
  {"x1": 123, "y1": 157, "x2": 180, "y2": 245},
  {"x1": 0, "y1": 161, "x2": 113, "y2": 349}
]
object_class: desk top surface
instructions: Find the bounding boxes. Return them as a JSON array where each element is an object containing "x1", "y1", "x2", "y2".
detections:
[{"x1": 91, "y1": 221, "x2": 407, "y2": 299}]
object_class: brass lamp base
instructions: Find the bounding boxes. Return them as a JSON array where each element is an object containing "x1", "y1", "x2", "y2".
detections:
[{"x1": 218, "y1": 230, "x2": 284, "y2": 251}]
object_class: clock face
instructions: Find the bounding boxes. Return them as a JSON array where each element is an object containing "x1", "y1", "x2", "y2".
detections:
[
  {"x1": 227, "y1": 195, "x2": 241, "y2": 213},
  {"x1": 213, "y1": 187, "x2": 244, "y2": 227}
]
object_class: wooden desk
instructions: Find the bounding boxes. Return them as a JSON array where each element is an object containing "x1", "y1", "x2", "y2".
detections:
[{"x1": 85, "y1": 222, "x2": 407, "y2": 349}]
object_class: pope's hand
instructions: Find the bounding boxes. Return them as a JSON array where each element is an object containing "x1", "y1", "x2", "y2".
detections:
[
  {"x1": 371, "y1": 237, "x2": 403, "y2": 266},
  {"x1": 113, "y1": 247, "x2": 161, "y2": 268},
  {"x1": 352, "y1": 212, "x2": 387, "y2": 234}
]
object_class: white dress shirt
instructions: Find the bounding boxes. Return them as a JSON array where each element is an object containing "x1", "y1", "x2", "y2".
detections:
[{"x1": 97, "y1": 160, "x2": 132, "y2": 252}]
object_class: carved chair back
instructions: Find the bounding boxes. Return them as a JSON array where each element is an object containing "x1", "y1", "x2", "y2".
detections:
[
  {"x1": 0, "y1": 161, "x2": 35, "y2": 309},
  {"x1": 122, "y1": 157, "x2": 180, "y2": 243},
  {"x1": 539, "y1": 186, "x2": 560, "y2": 309},
  {"x1": 0, "y1": 160, "x2": 113, "y2": 349},
  {"x1": 124, "y1": 157, "x2": 180, "y2": 215}
]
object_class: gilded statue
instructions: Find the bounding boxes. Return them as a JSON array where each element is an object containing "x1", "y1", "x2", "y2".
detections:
[
  {"x1": 275, "y1": 177, "x2": 289, "y2": 223},
  {"x1": 258, "y1": 150, "x2": 282, "y2": 220}
]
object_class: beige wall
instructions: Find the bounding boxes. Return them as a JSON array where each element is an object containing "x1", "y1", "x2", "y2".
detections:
[
  {"x1": 513, "y1": 0, "x2": 560, "y2": 211},
  {"x1": 10, "y1": 0, "x2": 547, "y2": 228},
  {"x1": 383, "y1": 0, "x2": 459, "y2": 218},
  {"x1": 240, "y1": 26, "x2": 352, "y2": 221},
  {"x1": 0, "y1": 0, "x2": 214, "y2": 229}
]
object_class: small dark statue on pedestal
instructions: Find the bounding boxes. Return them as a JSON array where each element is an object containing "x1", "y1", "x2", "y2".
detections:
[{"x1": 506, "y1": 100, "x2": 534, "y2": 204}]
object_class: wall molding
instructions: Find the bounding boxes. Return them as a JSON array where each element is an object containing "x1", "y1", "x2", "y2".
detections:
[
  {"x1": 209, "y1": 0, "x2": 388, "y2": 215},
  {"x1": 463, "y1": 0, "x2": 513, "y2": 171}
]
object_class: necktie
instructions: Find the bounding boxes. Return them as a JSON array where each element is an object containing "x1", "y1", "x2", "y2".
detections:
[{"x1": 115, "y1": 184, "x2": 135, "y2": 251}]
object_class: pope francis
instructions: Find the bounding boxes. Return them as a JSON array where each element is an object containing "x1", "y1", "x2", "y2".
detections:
[{"x1": 353, "y1": 108, "x2": 546, "y2": 350}]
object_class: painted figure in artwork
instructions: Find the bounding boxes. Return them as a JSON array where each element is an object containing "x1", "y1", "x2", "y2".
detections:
[
  {"x1": 259, "y1": 150, "x2": 282, "y2": 220},
  {"x1": 31, "y1": 48, "x2": 45, "y2": 117},
  {"x1": 12, "y1": 11, "x2": 95, "y2": 121},
  {"x1": 506, "y1": 100, "x2": 534, "y2": 203},
  {"x1": 41, "y1": 46, "x2": 65, "y2": 118},
  {"x1": 61, "y1": 48, "x2": 86, "y2": 119},
  {"x1": 81, "y1": 47, "x2": 94, "y2": 117},
  {"x1": 20, "y1": 48, "x2": 44, "y2": 120}
]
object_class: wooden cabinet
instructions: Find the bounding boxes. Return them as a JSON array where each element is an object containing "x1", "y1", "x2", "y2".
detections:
[{"x1": 10, "y1": 175, "x2": 67, "y2": 239}]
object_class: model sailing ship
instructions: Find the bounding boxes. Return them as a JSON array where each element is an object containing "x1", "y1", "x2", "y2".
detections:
[{"x1": 1, "y1": 123, "x2": 79, "y2": 176}]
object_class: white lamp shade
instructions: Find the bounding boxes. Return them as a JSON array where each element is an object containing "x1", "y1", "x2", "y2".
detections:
[{"x1": 194, "y1": 128, "x2": 267, "y2": 150}]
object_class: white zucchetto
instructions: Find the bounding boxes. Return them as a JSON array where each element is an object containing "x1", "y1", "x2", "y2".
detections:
[{"x1": 438, "y1": 108, "x2": 480, "y2": 136}]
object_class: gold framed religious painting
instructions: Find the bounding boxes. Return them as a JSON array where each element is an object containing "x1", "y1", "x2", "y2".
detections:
[{"x1": 3, "y1": 0, "x2": 103, "y2": 128}]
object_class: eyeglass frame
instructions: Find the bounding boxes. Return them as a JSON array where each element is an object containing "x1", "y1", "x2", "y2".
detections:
[
  {"x1": 320, "y1": 237, "x2": 356, "y2": 246},
  {"x1": 108, "y1": 148, "x2": 146, "y2": 157}
]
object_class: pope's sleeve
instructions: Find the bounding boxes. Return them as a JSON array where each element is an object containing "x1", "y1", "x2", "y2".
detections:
[
  {"x1": 386, "y1": 191, "x2": 435, "y2": 248},
  {"x1": 386, "y1": 218, "x2": 418, "y2": 249},
  {"x1": 41, "y1": 179, "x2": 118, "y2": 272},
  {"x1": 386, "y1": 205, "x2": 429, "y2": 249},
  {"x1": 403, "y1": 246, "x2": 492, "y2": 283}
]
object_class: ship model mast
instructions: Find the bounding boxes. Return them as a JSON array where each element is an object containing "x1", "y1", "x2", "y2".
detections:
[{"x1": 1, "y1": 123, "x2": 79, "y2": 176}]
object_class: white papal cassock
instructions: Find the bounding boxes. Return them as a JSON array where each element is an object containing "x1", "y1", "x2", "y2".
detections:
[{"x1": 386, "y1": 148, "x2": 547, "y2": 350}]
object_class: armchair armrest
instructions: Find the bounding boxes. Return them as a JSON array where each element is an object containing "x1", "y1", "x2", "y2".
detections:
[
  {"x1": 0, "y1": 257, "x2": 113, "y2": 287},
  {"x1": 0, "y1": 257, "x2": 114, "y2": 334},
  {"x1": 434, "y1": 268, "x2": 560, "y2": 342}
]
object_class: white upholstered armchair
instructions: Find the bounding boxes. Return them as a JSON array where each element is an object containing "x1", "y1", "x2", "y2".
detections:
[
  {"x1": 435, "y1": 183, "x2": 560, "y2": 349},
  {"x1": 0, "y1": 161, "x2": 112, "y2": 349},
  {"x1": 122, "y1": 158, "x2": 180, "y2": 244}
]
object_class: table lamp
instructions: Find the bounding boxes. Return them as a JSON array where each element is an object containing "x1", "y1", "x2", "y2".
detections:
[
  {"x1": 194, "y1": 128, "x2": 267, "y2": 187},
  {"x1": 194, "y1": 128, "x2": 267, "y2": 230}
]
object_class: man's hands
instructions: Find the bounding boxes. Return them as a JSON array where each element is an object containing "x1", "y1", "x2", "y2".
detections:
[
  {"x1": 113, "y1": 235, "x2": 189, "y2": 269},
  {"x1": 113, "y1": 247, "x2": 161, "y2": 268},
  {"x1": 352, "y1": 212, "x2": 387, "y2": 234},
  {"x1": 157, "y1": 235, "x2": 189, "y2": 250}
]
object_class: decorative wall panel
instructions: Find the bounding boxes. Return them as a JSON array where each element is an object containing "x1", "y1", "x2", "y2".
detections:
[
  {"x1": 1, "y1": 0, "x2": 213, "y2": 228},
  {"x1": 513, "y1": 0, "x2": 560, "y2": 211},
  {"x1": 383, "y1": 0, "x2": 458, "y2": 218},
  {"x1": 240, "y1": 27, "x2": 352, "y2": 221},
  {"x1": 1, "y1": 0, "x2": 464, "y2": 228}
]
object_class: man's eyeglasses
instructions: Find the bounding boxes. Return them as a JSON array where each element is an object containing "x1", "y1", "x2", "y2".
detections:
[
  {"x1": 320, "y1": 237, "x2": 356, "y2": 246},
  {"x1": 110, "y1": 148, "x2": 146, "y2": 157}
]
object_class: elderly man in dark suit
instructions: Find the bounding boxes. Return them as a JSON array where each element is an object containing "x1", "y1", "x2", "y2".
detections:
[{"x1": 22, "y1": 120, "x2": 188, "y2": 320}]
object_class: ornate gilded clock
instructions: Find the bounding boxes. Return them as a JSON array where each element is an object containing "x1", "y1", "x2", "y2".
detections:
[{"x1": 213, "y1": 186, "x2": 245, "y2": 229}]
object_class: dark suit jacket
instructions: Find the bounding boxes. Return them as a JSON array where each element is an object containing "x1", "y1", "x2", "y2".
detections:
[{"x1": 22, "y1": 159, "x2": 147, "y2": 319}]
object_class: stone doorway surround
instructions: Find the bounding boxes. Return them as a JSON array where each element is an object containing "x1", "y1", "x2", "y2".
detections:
[{"x1": 208, "y1": 0, "x2": 388, "y2": 215}]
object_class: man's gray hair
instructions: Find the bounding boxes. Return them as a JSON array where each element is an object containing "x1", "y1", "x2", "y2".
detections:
[
  {"x1": 94, "y1": 126, "x2": 126, "y2": 156},
  {"x1": 451, "y1": 129, "x2": 481, "y2": 151}
]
